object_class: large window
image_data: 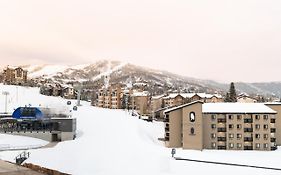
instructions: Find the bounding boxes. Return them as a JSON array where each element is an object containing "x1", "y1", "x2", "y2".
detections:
[{"x1": 190, "y1": 112, "x2": 195, "y2": 122}]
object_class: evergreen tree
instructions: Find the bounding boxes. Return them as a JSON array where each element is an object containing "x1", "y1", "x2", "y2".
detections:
[
  {"x1": 224, "y1": 92, "x2": 230, "y2": 102},
  {"x1": 229, "y1": 82, "x2": 237, "y2": 102}
]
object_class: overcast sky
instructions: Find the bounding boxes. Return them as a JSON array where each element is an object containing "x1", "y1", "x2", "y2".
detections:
[{"x1": 0, "y1": 0, "x2": 281, "y2": 83}]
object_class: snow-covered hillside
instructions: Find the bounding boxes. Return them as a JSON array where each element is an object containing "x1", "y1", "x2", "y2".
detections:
[{"x1": 1, "y1": 85, "x2": 281, "y2": 175}]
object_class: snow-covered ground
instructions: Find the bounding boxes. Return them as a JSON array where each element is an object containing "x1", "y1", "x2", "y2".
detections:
[{"x1": 1, "y1": 84, "x2": 281, "y2": 174}]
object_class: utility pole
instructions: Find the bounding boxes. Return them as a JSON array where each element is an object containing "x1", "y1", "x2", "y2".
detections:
[{"x1": 2, "y1": 91, "x2": 9, "y2": 114}]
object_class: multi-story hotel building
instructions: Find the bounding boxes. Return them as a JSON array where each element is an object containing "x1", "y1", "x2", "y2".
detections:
[
  {"x1": 98, "y1": 86, "x2": 122, "y2": 109},
  {"x1": 3, "y1": 67, "x2": 28, "y2": 85},
  {"x1": 163, "y1": 101, "x2": 280, "y2": 151}
]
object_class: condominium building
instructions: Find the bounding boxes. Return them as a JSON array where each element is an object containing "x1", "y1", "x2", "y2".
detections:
[
  {"x1": 163, "y1": 101, "x2": 280, "y2": 151},
  {"x1": 3, "y1": 67, "x2": 27, "y2": 85},
  {"x1": 132, "y1": 91, "x2": 150, "y2": 116},
  {"x1": 98, "y1": 86, "x2": 122, "y2": 109},
  {"x1": 163, "y1": 93, "x2": 223, "y2": 108}
]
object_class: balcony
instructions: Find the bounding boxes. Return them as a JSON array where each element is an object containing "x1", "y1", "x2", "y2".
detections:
[
  {"x1": 217, "y1": 128, "x2": 226, "y2": 132},
  {"x1": 244, "y1": 146, "x2": 253, "y2": 150},
  {"x1": 164, "y1": 118, "x2": 169, "y2": 122},
  {"x1": 244, "y1": 119, "x2": 253, "y2": 123},
  {"x1": 271, "y1": 128, "x2": 276, "y2": 133},
  {"x1": 271, "y1": 138, "x2": 276, "y2": 142},
  {"x1": 217, "y1": 118, "x2": 226, "y2": 123},
  {"x1": 244, "y1": 137, "x2": 253, "y2": 142},
  {"x1": 271, "y1": 119, "x2": 276, "y2": 123},
  {"x1": 271, "y1": 146, "x2": 277, "y2": 151},
  {"x1": 217, "y1": 146, "x2": 226, "y2": 150},
  {"x1": 244, "y1": 128, "x2": 253, "y2": 132},
  {"x1": 165, "y1": 127, "x2": 169, "y2": 132},
  {"x1": 217, "y1": 137, "x2": 226, "y2": 141}
]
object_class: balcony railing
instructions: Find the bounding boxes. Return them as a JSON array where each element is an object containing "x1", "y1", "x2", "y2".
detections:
[
  {"x1": 217, "y1": 146, "x2": 226, "y2": 150},
  {"x1": 244, "y1": 146, "x2": 253, "y2": 150},
  {"x1": 244, "y1": 128, "x2": 253, "y2": 132},
  {"x1": 217, "y1": 137, "x2": 226, "y2": 141},
  {"x1": 217, "y1": 128, "x2": 227, "y2": 132},
  {"x1": 244, "y1": 137, "x2": 253, "y2": 142},
  {"x1": 217, "y1": 119, "x2": 226, "y2": 123},
  {"x1": 244, "y1": 119, "x2": 253, "y2": 123}
]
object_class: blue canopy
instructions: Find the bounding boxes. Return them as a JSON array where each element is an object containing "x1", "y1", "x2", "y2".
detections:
[{"x1": 12, "y1": 107, "x2": 44, "y2": 120}]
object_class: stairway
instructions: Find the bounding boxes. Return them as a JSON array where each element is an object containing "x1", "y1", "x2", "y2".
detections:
[{"x1": 15, "y1": 151, "x2": 30, "y2": 165}]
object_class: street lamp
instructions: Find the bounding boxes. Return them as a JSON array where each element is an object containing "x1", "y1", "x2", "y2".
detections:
[{"x1": 2, "y1": 91, "x2": 10, "y2": 114}]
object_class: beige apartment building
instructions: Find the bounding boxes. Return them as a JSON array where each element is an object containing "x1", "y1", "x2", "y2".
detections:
[
  {"x1": 98, "y1": 86, "x2": 122, "y2": 109},
  {"x1": 164, "y1": 101, "x2": 279, "y2": 151},
  {"x1": 132, "y1": 91, "x2": 150, "y2": 116},
  {"x1": 3, "y1": 67, "x2": 27, "y2": 85}
]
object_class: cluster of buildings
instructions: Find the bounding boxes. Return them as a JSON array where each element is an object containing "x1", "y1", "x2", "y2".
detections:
[
  {"x1": 40, "y1": 83, "x2": 77, "y2": 99},
  {"x1": 163, "y1": 101, "x2": 281, "y2": 151},
  {"x1": 0, "y1": 66, "x2": 28, "y2": 85},
  {"x1": 96, "y1": 83, "x2": 224, "y2": 118},
  {"x1": 97, "y1": 84, "x2": 151, "y2": 116}
]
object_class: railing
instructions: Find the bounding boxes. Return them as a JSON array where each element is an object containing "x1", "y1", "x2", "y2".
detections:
[
  {"x1": 217, "y1": 128, "x2": 226, "y2": 132},
  {"x1": 244, "y1": 128, "x2": 253, "y2": 132},
  {"x1": 244, "y1": 119, "x2": 253, "y2": 123},
  {"x1": 217, "y1": 137, "x2": 226, "y2": 141},
  {"x1": 217, "y1": 119, "x2": 226, "y2": 123},
  {"x1": 244, "y1": 137, "x2": 253, "y2": 142}
]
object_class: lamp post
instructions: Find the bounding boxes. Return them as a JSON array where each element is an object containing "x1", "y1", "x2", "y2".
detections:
[{"x1": 2, "y1": 91, "x2": 9, "y2": 114}]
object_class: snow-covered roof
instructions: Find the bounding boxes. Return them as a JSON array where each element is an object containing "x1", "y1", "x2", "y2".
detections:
[
  {"x1": 164, "y1": 101, "x2": 203, "y2": 113},
  {"x1": 163, "y1": 93, "x2": 223, "y2": 100},
  {"x1": 152, "y1": 94, "x2": 165, "y2": 100},
  {"x1": 164, "y1": 102, "x2": 277, "y2": 114},
  {"x1": 132, "y1": 91, "x2": 149, "y2": 97},
  {"x1": 203, "y1": 103, "x2": 276, "y2": 114}
]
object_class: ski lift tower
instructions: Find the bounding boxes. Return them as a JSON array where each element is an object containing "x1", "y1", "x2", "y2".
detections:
[
  {"x1": 2, "y1": 91, "x2": 9, "y2": 114},
  {"x1": 74, "y1": 83, "x2": 82, "y2": 106}
]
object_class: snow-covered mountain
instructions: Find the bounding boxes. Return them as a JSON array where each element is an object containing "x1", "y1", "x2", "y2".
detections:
[{"x1": 20, "y1": 60, "x2": 281, "y2": 97}]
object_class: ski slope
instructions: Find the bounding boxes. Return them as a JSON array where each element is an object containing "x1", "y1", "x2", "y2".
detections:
[{"x1": 1, "y1": 84, "x2": 281, "y2": 174}]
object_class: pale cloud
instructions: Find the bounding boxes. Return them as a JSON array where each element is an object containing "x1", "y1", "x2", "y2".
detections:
[{"x1": 0, "y1": 0, "x2": 281, "y2": 82}]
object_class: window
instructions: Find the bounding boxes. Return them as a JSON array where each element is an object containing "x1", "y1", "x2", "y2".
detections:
[
  {"x1": 237, "y1": 115, "x2": 242, "y2": 120},
  {"x1": 264, "y1": 125, "x2": 268, "y2": 130},
  {"x1": 190, "y1": 127, "x2": 195, "y2": 135},
  {"x1": 229, "y1": 143, "x2": 234, "y2": 148},
  {"x1": 228, "y1": 115, "x2": 233, "y2": 120},
  {"x1": 264, "y1": 134, "x2": 268, "y2": 139},
  {"x1": 211, "y1": 124, "x2": 216, "y2": 129},
  {"x1": 237, "y1": 133, "x2": 242, "y2": 139},
  {"x1": 264, "y1": 143, "x2": 268, "y2": 149},
  {"x1": 255, "y1": 124, "x2": 260, "y2": 130},
  {"x1": 237, "y1": 124, "x2": 242, "y2": 129},
  {"x1": 211, "y1": 142, "x2": 216, "y2": 148},
  {"x1": 255, "y1": 115, "x2": 260, "y2": 120},
  {"x1": 237, "y1": 143, "x2": 242, "y2": 148},
  {"x1": 211, "y1": 115, "x2": 216, "y2": 120},
  {"x1": 229, "y1": 124, "x2": 234, "y2": 129},
  {"x1": 229, "y1": 133, "x2": 234, "y2": 139},
  {"x1": 190, "y1": 112, "x2": 195, "y2": 122},
  {"x1": 255, "y1": 134, "x2": 260, "y2": 139},
  {"x1": 256, "y1": 143, "x2": 260, "y2": 149},
  {"x1": 211, "y1": 133, "x2": 216, "y2": 139},
  {"x1": 263, "y1": 115, "x2": 268, "y2": 120}
]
